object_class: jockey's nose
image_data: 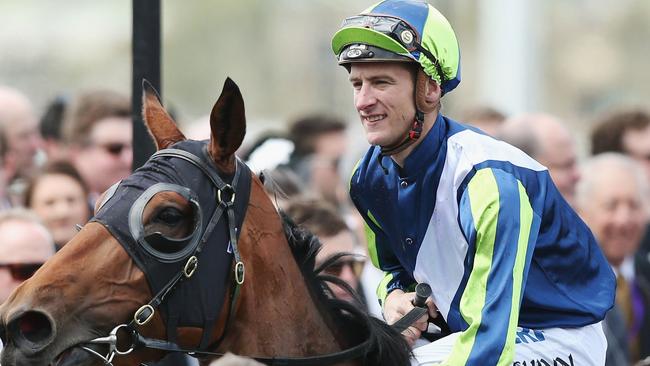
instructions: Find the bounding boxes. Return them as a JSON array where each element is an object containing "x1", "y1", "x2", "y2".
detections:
[{"x1": 354, "y1": 83, "x2": 377, "y2": 112}]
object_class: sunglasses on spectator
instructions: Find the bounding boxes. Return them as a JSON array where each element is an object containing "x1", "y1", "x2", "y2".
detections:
[
  {"x1": 96, "y1": 142, "x2": 131, "y2": 156},
  {"x1": 322, "y1": 258, "x2": 366, "y2": 277},
  {"x1": 0, "y1": 262, "x2": 44, "y2": 281}
]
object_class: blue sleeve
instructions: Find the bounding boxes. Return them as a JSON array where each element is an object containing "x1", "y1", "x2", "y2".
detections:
[{"x1": 442, "y1": 168, "x2": 539, "y2": 366}]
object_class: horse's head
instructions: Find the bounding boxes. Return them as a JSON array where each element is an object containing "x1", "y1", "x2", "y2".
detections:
[
  {"x1": 0, "y1": 78, "x2": 411, "y2": 366},
  {"x1": 0, "y1": 78, "x2": 258, "y2": 365}
]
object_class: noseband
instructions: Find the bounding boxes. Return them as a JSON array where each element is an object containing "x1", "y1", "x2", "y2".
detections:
[{"x1": 84, "y1": 147, "x2": 373, "y2": 365}]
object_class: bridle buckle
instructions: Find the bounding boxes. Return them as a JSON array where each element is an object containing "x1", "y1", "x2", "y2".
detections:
[
  {"x1": 134, "y1": 304, "x2": 155, "y2": 326},
  {"x1": 184, "y1": 256, "x2": 198, "y2": 278},
  {"x1": 235, "y1": 261, "x2": 245, "y2": 285},
  {"x1": 218, "y1": 185, "x2": 236, "y2": 205}
]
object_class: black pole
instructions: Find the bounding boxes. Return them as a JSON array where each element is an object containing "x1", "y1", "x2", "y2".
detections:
[{"x1": 131, "y1": 0, "x2": 160, "y2": 171}]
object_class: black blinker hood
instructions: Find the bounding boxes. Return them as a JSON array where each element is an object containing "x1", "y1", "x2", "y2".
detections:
[{"x1": 91, "y1": 139, "x2": 252, "y2": 343}]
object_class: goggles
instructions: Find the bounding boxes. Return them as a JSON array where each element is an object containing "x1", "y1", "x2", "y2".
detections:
[
  {"x1": 338, "y1": 15, "x2": 446, "y2": 84},
  {"x1": 342, "y1": 15, "x2": 421, "y2": 51}
]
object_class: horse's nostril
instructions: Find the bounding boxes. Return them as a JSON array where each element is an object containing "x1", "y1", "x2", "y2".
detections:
[
  {"x1": 9, "y1": 310, "x2": 54, "y2": 347},
  {"x1": 19, "y1": 311, "x2": 51, "y2": 343}
]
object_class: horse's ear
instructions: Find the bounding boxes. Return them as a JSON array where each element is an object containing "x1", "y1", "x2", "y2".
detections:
[
  {"x1": 142, "y1": 79, "x2": 186, "y2": 150},
  {"x1": 208, "y1": 77, "x2": 246, "y2": 173}
]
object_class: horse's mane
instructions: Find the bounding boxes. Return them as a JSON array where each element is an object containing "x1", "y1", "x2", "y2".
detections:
[{"x1": 280, "y1": 212, "x2": 412, "y2": 366}]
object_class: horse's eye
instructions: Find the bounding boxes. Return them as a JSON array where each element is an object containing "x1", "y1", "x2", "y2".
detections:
[{"x1": 155, "y1": 207, "x2": 184, "y2": 226}]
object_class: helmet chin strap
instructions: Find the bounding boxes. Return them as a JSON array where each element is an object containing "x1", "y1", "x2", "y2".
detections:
[{"x1": 379, "y1": 110, "x2": 424, "y2": 157}]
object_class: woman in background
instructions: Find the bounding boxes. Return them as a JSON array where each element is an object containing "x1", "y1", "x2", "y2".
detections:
[{"x1": 24, "y1": 160, "x2": 91, "y2": 250}]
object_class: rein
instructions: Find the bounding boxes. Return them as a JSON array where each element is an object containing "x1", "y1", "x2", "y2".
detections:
[
  {"x1": 83, "y1": 148, "x2": 373, "y2": 366},
  {"x1": 86, "y1": 323, "x2": 373, "y2": 366}
]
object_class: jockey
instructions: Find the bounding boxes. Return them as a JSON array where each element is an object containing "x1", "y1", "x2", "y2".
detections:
[{"x1": 331, "y1": 0, "x2": 615, "y2": 365}]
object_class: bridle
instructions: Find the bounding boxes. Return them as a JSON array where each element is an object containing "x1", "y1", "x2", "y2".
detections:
[{"x1": 83, "y1": 147, "x2": 374, "y2": 366}]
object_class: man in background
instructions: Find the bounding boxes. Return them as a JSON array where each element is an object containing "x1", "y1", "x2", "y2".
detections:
[
  {"x1": 591, "y1": 108, "x2": 650, "y2": 298},
  {"x1": 498, "y1": 113, "x2": 581, "y2": 207},
  {"x1": 0, "y1": 208, "x2": 55, "y2": 303},
  {"x1": 62, "y1": 89, "x2": 133, "y2": 203},
  {"x1": 575, "y1": 153, "x2": 650, "y2": 365},
  {"x1": 285, "y1": 198, "x2": 371, "y2": 307},
  {"x1": 591, "y1": 108, "x2": 650, "y2": 182},
  {"x1": 288, "y1": 115, "x2": 349, "y2": 208},
  {"x1": 461, "y1": 105, "x2": 506, "y2": 137},
  {"x1": 0, "y1": 86, "x2": 44, "y2": 192}
]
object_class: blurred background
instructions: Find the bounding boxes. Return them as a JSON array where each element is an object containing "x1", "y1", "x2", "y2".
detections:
[
  {"x1": 1, "y1": 0, "x2": 649, "y2": 159},
  {"x1": 2, "y1": 6, "x2": 650, "y2": 365}
]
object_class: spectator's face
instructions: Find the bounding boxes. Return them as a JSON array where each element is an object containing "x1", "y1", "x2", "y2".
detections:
[
  {"x1": 4, "y1": 102, "x2": 43, "y2": 176},
  {"x1": 623, "y1": 125, "x2": 650, "y2": 183},
  {"x1": 540, "y1": 134, "x2": 580, "y2": 206},
  {"x1": 467, "y1": 118, "x2": 502, "y2": 137},
  {"x1": 0, "y1": 220, "x2": 54, "y2": 302},
  {"x1": 310, "y1": 131, "x2": 347, "y2": 205},
  {"x1": 350, "y1": 62, "x2": 415, "y2": 148},
  {"x1": 30, "y1": 174, "x2": 90, "y2": 248},
  {"x1": 316, "y1": 230, "x2": 364, "y2": 302},
  {"x1": 75, "y1": 117, "x2": 132, "y2": 194},
  {"x1": 579, "y1": 167, "x2": 647, "y2": 267}
]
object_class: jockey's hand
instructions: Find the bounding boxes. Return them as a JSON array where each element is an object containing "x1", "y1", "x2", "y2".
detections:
[{"x1": 383, "y1": 289, "x2": 438, "y2": 347}]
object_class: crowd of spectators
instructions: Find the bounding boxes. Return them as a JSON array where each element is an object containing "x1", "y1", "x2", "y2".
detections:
[{"x1": 1, "y1": 81, "x2": 649, "y2": 365}]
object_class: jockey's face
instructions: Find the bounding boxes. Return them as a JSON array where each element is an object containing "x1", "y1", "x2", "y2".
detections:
[{"x1": 349, "y1": 62, "x2": 416, "y2": 148}]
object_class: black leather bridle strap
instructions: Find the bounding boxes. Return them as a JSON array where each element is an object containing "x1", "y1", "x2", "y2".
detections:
[
  {"x1": 152, "y1": 148, "x2": 235, "y2": 195},
  {"x1": 150, "y1": 147, "x2": 243, "y2": 259},
  {"x1": 89, "y1": 148, "x2": 375, "y2": 365},
  {"x1": 133, "y1": 332, "x2": 372, "y2": 366},
  {"x1": 203, "y1": 198, "x2": 244, "y2": 350},
  {"x1": 127, "y1": 148, "x2": 245, "y2": 340}
]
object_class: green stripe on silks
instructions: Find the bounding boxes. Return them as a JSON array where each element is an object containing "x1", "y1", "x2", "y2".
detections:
[
  {"x1": 496, "y1": 181, "x2": 533, "y2": 365},
  {"x1": 348, "y1": 158, "x2": 362, "y2": 191},
  {"x1": 365, "y1": 210, "x2": 382, "y2": 268},
  {"x1": 443, "y1": 169, "x2": 534, "y2": 366},
  {"x1": 443, "y1": 168, "x2": 498, "y2": 366},
  {"x1": 377, "y1": 272, "x2": 394, "y2": 306}
]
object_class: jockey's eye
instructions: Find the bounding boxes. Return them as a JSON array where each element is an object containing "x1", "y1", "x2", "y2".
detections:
[{"x1": 154, "y1": 207, "x2": 184, "y2": 226}]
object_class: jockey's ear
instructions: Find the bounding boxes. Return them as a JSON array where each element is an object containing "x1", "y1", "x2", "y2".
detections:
[
  {"x1": 415, "y1": 69, "x2": 441, "y2": 114},
  {"x1": 142, "y1": 79, "x2": 186, "y2": 150},
  {"x1": 208, "y1": 77, "x2": 246, "y2": 174}
]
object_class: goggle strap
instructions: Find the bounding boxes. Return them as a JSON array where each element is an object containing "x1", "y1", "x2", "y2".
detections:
[{"x1": 413, "y1": 43, "x2": 446, "y2": 86}]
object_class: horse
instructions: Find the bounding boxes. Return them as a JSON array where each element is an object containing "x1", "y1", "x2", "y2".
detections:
[{"x1": 0, "y1": 78, "x2": 411, "y2": 366}]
